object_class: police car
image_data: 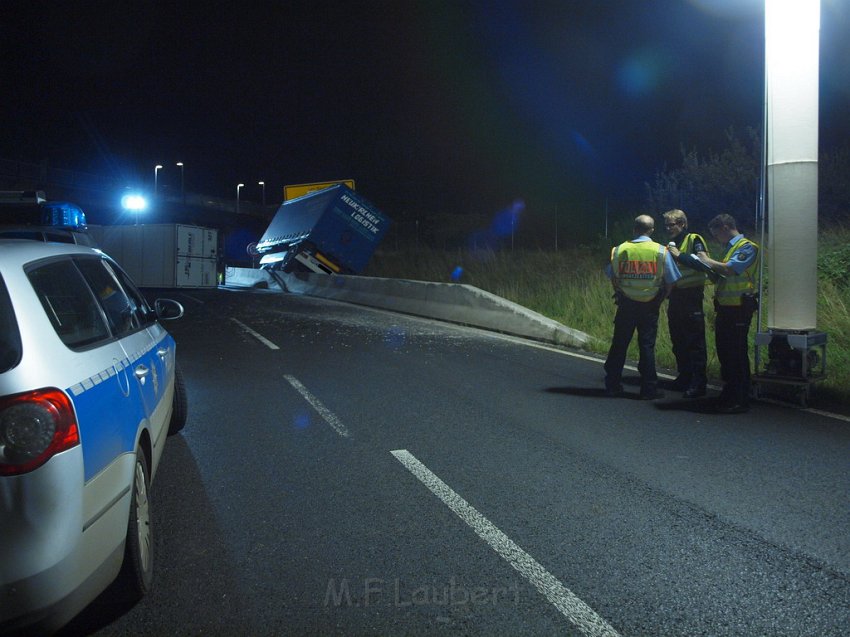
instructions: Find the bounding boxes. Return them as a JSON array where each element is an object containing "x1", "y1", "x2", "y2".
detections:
[{"x1": 0, "y1": 239, "x2": 187, "y2": 634}]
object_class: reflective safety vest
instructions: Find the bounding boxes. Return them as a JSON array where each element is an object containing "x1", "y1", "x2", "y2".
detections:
[
  {"x1": 676, "y1": 232, "x2": 709, "y2": 289},
  {"x1": 715, "y1": 237, "x2": 759, "y2": 306},
  {"x1": 611, "y1": 240, "x2": 666, "y2": 302}
]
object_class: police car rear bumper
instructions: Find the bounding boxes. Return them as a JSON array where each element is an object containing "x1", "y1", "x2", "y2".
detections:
[
  {"x1": 0, "y1": 542, "x2": 124, "y2": 636},
  {"x1": 0, "y1": 447, "x2": 129, "y2": 633}
]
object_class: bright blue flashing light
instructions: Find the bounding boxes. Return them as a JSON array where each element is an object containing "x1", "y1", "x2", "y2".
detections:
[
  {"x1": 40, "y1": 201, "x2": 87, "y2": 228},
  {"x1": 121, "y1": 194, "x2": 148, "y2": 212}
]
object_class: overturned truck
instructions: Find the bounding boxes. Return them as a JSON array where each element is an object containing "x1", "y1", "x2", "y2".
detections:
[{"x1": 256, "y1": 184, "x2": 390, "y2": 275}]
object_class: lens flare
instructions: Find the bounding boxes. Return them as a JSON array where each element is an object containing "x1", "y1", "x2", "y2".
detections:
[
  {"x1": 492, "y1": 199, "x2": 526, "y2": 238},
  {"x1": 617, "y1": 55, "x2": 657, "y2": 97},
  {"x1": 293, "y1": 410, "x2": 310, "y2": 430}
]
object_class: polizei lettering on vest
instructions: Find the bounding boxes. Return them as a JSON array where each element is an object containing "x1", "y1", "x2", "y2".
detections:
[
  {"x1": 619, "y1": 260, "x2": 657, "y2": 278},
  {"x1": 342, "y1": 195, "x2": 381, "y2": 234}
]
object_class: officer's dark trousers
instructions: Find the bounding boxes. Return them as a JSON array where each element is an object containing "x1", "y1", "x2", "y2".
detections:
[
  {"x1": 667, "y1": 287, "x2": 707, "y2": 386},
  {"x1": 714, "y1": 304, "x2": 755, "y2": 405},
  {"x1": 604, "y1": 296, "x2": 660, "y2": 392}
]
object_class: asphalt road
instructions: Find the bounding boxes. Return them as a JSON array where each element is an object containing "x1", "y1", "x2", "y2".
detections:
[{"x1": 61, "y1": 287, "x2": 850, "y2": 636}]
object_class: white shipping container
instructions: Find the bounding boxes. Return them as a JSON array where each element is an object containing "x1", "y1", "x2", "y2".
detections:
[
  {"x1": 88, "y1": 223, "x2": 219, "y2": 288},
  {"x1": 175, "y1": 256, "x2": 218, "y2": 287},
  {"x1": 177, "y1": 224, "x2": 218, "y2": 259}
]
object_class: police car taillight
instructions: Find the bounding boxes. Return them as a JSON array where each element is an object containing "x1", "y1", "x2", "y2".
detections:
[{"x1": 0, "y1": 388, "x2": 79, "y2": 476}]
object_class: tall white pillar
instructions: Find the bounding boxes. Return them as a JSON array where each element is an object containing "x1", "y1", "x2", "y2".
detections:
[{"x1": 765, "y1": 0, "x2": 820, "y2": 331}]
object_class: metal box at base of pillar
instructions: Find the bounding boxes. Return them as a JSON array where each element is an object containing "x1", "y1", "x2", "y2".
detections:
[{"x1": 752, "y1": 330, "x2": 827, "y2": 406}]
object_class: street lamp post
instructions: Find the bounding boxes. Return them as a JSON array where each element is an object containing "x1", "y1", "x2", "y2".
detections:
[
  {"x1": 154, "y1": 165, "x2": 163, "y2": 196},
  {"x1": 176, "y1": 162, "x2": 184, "y2": 203},
  {"x1": 258, "y1": 181, "x2": 265, "y2": 207},
  {"x1": 236, "y1": 183, "x2": 244, "y2": 214}
]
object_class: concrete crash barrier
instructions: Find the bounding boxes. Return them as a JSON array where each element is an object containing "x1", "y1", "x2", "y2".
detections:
[
  {"x1": 224, "y1": 267, "x2": 593, "y2": 349},
  {"x1": 223, "y1": 266, "x2": 283, "y2": 290}
]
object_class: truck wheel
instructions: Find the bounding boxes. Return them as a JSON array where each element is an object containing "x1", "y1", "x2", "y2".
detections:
[
  {"x1": 117, "y1": 448, "x2": 154, "y2": 600},
  {"x1": 168, "y1": 364, "x2": 188, "y2": 436}
]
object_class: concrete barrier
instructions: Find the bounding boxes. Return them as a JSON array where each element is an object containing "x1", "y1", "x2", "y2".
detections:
[
  {"x1": 223, "y1": 266, "x2": 282, "y2": 290},
  {"x1": 223, "y1": 267, "x2": 593, "y2": 349}
]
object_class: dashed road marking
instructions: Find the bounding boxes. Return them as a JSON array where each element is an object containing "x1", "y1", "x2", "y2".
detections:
[
  {"x1": 285, "y1": 375, "x2": 350, "y2": 438},
  {"x1": 391, "y1": 449, "x2": 620, "y2": 637},
  {"x1": 231, "y1": 318, "x2": 280, "y2": 350}
]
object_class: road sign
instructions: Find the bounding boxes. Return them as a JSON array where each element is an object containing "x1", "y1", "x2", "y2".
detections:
[{"x1": 284, "y1": 180, "x2": 355, "y2": 201}]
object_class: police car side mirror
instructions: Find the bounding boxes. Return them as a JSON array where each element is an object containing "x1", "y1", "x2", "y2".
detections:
[{"x1": 153, "y1": 298, "x2": 184, "y2": 321}]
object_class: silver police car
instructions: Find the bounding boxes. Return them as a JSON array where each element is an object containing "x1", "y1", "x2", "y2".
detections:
[{"x1": 0, "y1": 239, "x2": 187, "y2": 634}]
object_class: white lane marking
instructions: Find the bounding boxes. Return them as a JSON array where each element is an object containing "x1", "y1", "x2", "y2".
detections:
[
  {"x1": 803, "y1": 407, "x2": 850, "y2": 422},
  {"x1": 179, "y1": 293, "x2": 204, "y2": 304},
  {"x1": 483, "y1": 332, "x2": 649, "y2": 374},
  {"x1": 484, "y1": 332, "x2": 850, "y2": 422},
  {"x1": 230, "y1": 318, "x2": 280, "y2": 350},
  {"x1": 390, "y1": 449, "x2": 620, "y2": 637},
  {"x1": 285, "y1": 375, "x2": 350, "y2": 438}
]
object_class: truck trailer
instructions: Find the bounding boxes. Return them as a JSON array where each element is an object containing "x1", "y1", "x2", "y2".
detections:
[
  {"x1": 255, "y1": 184, "x2": 390, "y2": 275},
  {"x1": 88, "y1": 223, "x2": 219, "y2": 288}
]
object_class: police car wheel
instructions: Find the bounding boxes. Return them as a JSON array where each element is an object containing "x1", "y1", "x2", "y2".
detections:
[
  {"x1": 168, "y1": 364, "x2": 188, "y2": 436},
  {"x1": 117, "y1": 449, "x2": 154, "y2": 599}
]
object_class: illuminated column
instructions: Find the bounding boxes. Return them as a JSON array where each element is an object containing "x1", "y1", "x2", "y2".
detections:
[
  {"x1": 765, "y1": 0, "x2": 820, "y2": 330},
  {"x1": 177, "y1": 162, "x2": 185, "y2": 203}
]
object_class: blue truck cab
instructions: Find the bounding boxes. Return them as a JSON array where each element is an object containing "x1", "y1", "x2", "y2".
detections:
[{"x1": 256, "y1": 184, "x2": 390, "y2": 275}]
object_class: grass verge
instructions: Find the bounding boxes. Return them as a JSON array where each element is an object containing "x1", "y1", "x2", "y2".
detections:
[{"x1": 364, "y1": 239, "x2": 849, "y2": 412}]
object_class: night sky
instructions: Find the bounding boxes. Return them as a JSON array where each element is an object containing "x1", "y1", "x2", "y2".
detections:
[{"x1": 3, "y1": 1, "x2": 849, "y2": 223}]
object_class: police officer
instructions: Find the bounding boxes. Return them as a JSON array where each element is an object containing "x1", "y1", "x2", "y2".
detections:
[
  {"x1": 604, "y1": 214, "x2": 681, "y2": 400},
  {"x1": 662, "y1": 209, "x2": 710, "y2": 398},
  {"x1": 697, "y1": 213, "x2": 760, "y2": 413}
]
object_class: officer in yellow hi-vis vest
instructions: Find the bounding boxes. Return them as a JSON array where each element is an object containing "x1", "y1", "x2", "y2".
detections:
[
  {"x1": 662, "y1": 209, "x2": 710, "y2": 398},
  {"x1": 697, "y1": 213, "x2": 760, "y2": 414},
  {"x1": 604, "y1": 215, "x2": 681, "y2": 400}
]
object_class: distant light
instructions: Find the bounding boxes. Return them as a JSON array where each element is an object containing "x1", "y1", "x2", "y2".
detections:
[{"x1": 121, "y1": 194, "x2": 148, "y2": 211}]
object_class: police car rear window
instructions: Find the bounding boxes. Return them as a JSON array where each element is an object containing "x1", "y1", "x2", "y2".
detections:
[
  {"x1": 44, "y1": 231, "x2": 75, "y2": 244},
  {"x1": 27, "y1": 260, "x2": 111, "y2": 348},
  {"x1": 0, "y1": 276, "x2": 23, "y2": 372}
]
